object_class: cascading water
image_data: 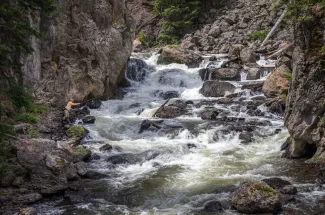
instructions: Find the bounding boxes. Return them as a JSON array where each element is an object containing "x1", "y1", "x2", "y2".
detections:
[{"x1": 36, "y1": 53, "x2": 325, "y2": 215}]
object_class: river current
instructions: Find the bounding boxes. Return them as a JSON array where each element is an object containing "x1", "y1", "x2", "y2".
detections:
[{"x1": 36, "y1": 53, "x2": 325, "y2": 215}]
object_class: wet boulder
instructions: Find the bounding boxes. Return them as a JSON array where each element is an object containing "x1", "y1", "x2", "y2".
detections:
[
  {"x1": 199, "y1": 68, "x2": 240, "y2": 81},
  {"x1": 157, "y1": 45, "x2": 203, "y2": 68},
  {"x1": 215, "y1": 68, "x2": 241, "y2": 81},
  {"x1": 72, "y1": 146, "x2": 92, "y2": 162},
  {"x1": 199, "y1": 81, "x2": 236, "y2": 97},
  {"x1": 203, "y1": 200, "x2": 223, "y2": 212},
  {"x1": 158, "y1": 69, "x2": 187, "y2": 87},
  {"x1": 232, "y1": 181, "x2": 281, "y2": 214},
  {"x1": 154, "y1": 90, "x2": 179, "y2": 100},
  {"x1": 16, "y1": 139, "x2": 73, "y2": 195},
  {"x1": 139, "y1": 120, "x2": 163, "y2": 133},
  {"x1": 126, "y1": 58, "x2": 153, "y2": 82},
  {"x1": 239, "y1": 132, "x2": 253, "y2": 144},
  {"x1": 82, "y1": 116, "x2": 96, "y2": 124},
  {"x1": 85, "y1": 99, "x2": 102, "y2": 109},
  {"x1": 99, "y1": 143, "x2": 113, "y2": 152},
  {"x1": 155, "y1": 106, "x2": 186, "y2": 118},
  {"x1": 262, "y1": 178, "x2": 296, "y2": 195},
  {"x1": 201, "y1": 109, "x2": 219, "y2": 120},
  {"x1": 169, "y1": 100, "x2": 187, "y2": 109}
]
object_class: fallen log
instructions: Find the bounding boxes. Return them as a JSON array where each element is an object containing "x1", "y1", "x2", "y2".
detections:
[
  {"x1": 261, "y1": 9, "x2": 287, "y2": 46},
  {"x1": 265, "y1": 44, "x2": 293, "y2": 60},
  {"x1": 220, "y1": 57, "x2": 240, "y2": 68}
]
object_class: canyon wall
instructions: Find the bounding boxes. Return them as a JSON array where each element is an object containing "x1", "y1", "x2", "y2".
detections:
[{"x1": 21, "y1": 0, "x2": 135, "y2": 105}]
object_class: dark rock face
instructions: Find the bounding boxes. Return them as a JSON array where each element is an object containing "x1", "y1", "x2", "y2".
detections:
[
  {"x1": 284, "y1": 26, "x2": 325, "y2": 159},
  {"x1": 199, "y1": 81, "x2": 236, "y2": 97},
  {"x1": 85, "y1": 99, "x2": 102, "y2": 109},
  {"x1": 126, "y1": 58, "x2": 154, "y2": 82},
  {"x1": 232, "y1": 182, "x2": 281, "y2": 214},
  {"x1": 21, "y1": 0, "x2": 135, "y2": 105},
  {"x1": 82, "y1": 116, "x2": 96, "y2": 124}
]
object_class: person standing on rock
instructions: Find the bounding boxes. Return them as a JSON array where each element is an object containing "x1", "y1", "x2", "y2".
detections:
[{"x1": 63, "y1": 98, "x2": 81, "y2": 122}]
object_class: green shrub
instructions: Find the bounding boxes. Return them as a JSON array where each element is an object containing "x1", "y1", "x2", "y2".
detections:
[
  {"x1": 249, "y1": 30, "x2": 268, "y2": 41},
  {"x1": 5, "y1": 86, "x2": 33, "y2": 110},
  {"x1": 138, "y1": 32, "x2": 157, "y2": 48},
  {"x1": 67, "y1": 126, "x2": 85, "y2": 137},
  {"x1": 0, "y1": 142, "x2": 12, "y2": 174},
  {"x1": 29, "y1": 104, "x2": 48, "y2": 114},
  {"x1": 28, "y1": 128, "x2": 38, "y2": 138},
  {"x1": 0, "y1": 123, "x2": 15, "y2": 141},
  {"x1": 282, "y1": 72, "x2": 293, "y2": 81},
  {"x1": 14, "y1": 113, "x2": 40, "y2": 124}
]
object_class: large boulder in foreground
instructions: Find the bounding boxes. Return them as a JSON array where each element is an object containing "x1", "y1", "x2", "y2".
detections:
[
  {"x1": 157, "y1": 45, "x2": 203, "y2": 68},
  {"x1": 16, "y1": 139, "x2": 79, "y2": 195},
  {"x1": 200, "y1": 81, "x2": 236, "y2": 97},
  {"x1": 232, "y1": 181, "x2": 281, "y2": 214},
  {"x1": 262, "y1": 65, "x2": 290, "y2": 97}
]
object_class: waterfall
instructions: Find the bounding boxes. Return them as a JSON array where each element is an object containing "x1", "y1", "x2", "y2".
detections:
[{"x1": 240, "y1": 70, "x2": 248, "y2": 81}]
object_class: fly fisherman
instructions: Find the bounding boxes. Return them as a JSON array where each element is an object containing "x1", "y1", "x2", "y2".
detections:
[{"x1": 63, "y1": 98, "x2": 81, "y2": 122}]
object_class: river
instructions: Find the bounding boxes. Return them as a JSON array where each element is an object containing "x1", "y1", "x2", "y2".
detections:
[{"x1": 36, "y1": 53, "x2": 325, "y2": 215}]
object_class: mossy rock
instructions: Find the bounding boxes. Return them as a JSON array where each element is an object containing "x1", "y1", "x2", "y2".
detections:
[
  {"x1": 67, "y1": 126, "x2": 86, "y2": 138},
  {"x1": 232, "y1": 181, "x2": 281, "y2": 214},
  {"x1": 72, "y1": 146, "x2": 91, "y2": 162}
]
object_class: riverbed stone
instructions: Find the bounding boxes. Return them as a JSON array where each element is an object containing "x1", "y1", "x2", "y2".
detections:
[
  {"x1": 232, "y1": 181, "x2": 281, "y2": 214},
  {"x1": 155, "y1": 106, "x2": 186, "y2": 118},
  {"x1": 200, "y1": 81, "x2": 236, "y2": 97},
  {"x1": 203, "y1": 200, "x2": 223, "y2": 212}
]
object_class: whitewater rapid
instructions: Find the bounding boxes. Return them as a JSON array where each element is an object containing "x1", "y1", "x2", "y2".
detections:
[{"x1": 35, "y1": 53, "x2": 325, "y2": 215}]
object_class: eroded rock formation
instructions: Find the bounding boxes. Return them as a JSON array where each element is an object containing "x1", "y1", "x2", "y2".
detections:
[{"x1": 21, "y1": 0, "x2": 135, "y2": 105}]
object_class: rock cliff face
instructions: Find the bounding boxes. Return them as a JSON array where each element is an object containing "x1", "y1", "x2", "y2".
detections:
[
  {"x1": 21, "y1": 0, "x2": 135, "y2": 105},
  {"x1": 284, "y1": 23, "x2": 325, "y2": 159}
]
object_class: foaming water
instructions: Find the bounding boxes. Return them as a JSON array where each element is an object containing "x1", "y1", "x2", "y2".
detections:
[{"x1": 36, "y1": 52, "x2": 325, "y2": 215}]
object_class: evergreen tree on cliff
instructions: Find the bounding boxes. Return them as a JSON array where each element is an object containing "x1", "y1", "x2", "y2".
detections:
[{"x1": 0, "y1": 0, "x2": 56, "y2": 73}]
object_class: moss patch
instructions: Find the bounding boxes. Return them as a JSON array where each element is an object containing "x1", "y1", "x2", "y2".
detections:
[
  {"x1": 67, "y1": 126, "x2": 85, "y2": 138},
  {"x1": 250, "y1": 183, "x2": 275, "y2": 199},
  {"x1": 249, "y1": 30, "x2": 268, "y2": 41},
  {"x1": 282, "y1": 72, "x2": 292, "y2": 81}
]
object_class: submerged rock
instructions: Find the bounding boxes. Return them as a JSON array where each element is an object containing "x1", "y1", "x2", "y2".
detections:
[
  {"x1": 232, "y1": 181, "x2": 281, "y2": 214},
  {"x1": 82, "y1": 116, "x2": 96, "y2": 124},
  {"x1": 199, "y1": 81, "x2": 236, "y2": 97},
  {"x1": 155, "y1": 106, "x2": 186, "y2": 118},
  {"x1": 203, "y1": 200, "x2": 223, "y2": 212},
  {"x1": 126, "y1": 58, "x2": 154, "y2": 82},
  {"x1": 99, "y1": 143, "x2": 113, "y2": 152}
]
